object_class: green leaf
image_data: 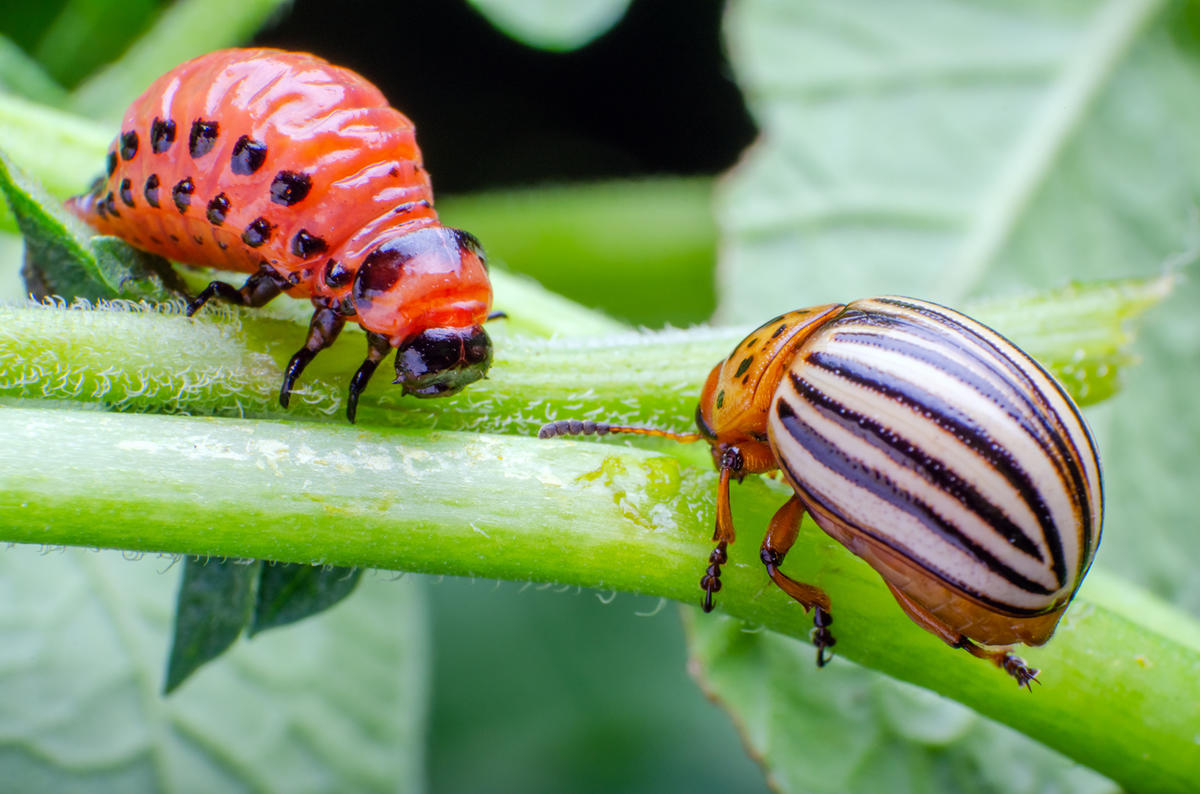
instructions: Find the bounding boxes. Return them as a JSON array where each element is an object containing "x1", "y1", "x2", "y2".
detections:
[
  {"x1": 0, "y1": 34, "x2": 67, "y2": 104},
  {"x1": 0, "y1": 546, "x2": 428, "y2": 792},
  {"x1": 0, "y1": 147, "x2": 109, "y2": 300},
  {"x1": 0, "y1": 92, "x2": 109, "y2": 233},
  {"x1": 164, "y1": 557, "x2": 258, "y2": 693},
  {"x1": 0, "y1": 147, "x2": 181, "y2": 302},
  {"x1": 465, "y1": 0, "x2": 632, "y2": 51},
  {"x1": 250, "y1": 564, "x2": 364, "y2": 636},
  {"x1": 67, "y1": 0, "x2": 297, "y2": 122},
  {"x1": 684, "y1": 610, "x2": 1117, "y2": 794},
  {"x1": 32, "y1": 0, "x2": 160, "y2": 88}
]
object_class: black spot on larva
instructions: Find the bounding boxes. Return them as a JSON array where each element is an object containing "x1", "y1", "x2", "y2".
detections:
[
  {"x1": 189, "y1": 120, "x2": 219, "y2": 158},
  {"x1": 192, "y1": 234, "x2": 204, "y2": 245},
  {"x1": 150, "y1": 118, "x2": 176, "y2": 153},
  {"x1": 770, "y1": 324, "x2": 789, "y2": 339},
  {"x1": 230, "y1": 136, "x2": 267, "y2": 175},
  {"x1": 323, "y1": 259, "x2": 352, "y2": 288},
  {"x1": 241, "y1": 217, "x2": 274, "y2": 248},
  {"x1": 269, "y1": 170, "x2": 312, "y2": 206},
  {"x1": 206, "y1": 193, "x2": 230, "y2": 225},
  {"x1": 169, "y1": 233, "x2": 180, "y2": 242},
  {"x1": 716, "y1": 390, "x2": 725, "y2": 409},
  {"x1": 217, "y1": 240, "x2": 228, "y2": 250},
  {"x1": 102, "y1": 191, "x2": 119, "y2": 218},
  {"x1": 388, "y1": 166, "x2": 400, "y2": 178},
  {"x1": 734, "y1": 356, "x2": 754, "y2": 378},
  {"x1": 149, "y1": 235, "x2": 162, "y2": 245},
  {"x1": 119, "y1": 178, "x2": 134, "y2": 207},
  {"x1": 172, "y1": 178, "x2": 194, "y2": 214},
  {"x1": 119, "y1": 131, "x2": 138, "y2": 160},
  {"x1": 105, "y1": 151, "x2": 117, "y2": 177},
  {"x1": 96, "y1": 195, "x2": 108, "y2": 219},
  {"x1": 292, "y1": 229, "x2": 328, "y2": 259},
  {"x1": 144, "y1": 174, "x2": 160, "y2": 208}
]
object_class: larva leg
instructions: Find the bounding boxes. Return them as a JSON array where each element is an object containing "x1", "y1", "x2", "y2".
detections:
[
  {"x1": 345, "y1": 331, "x2": 393, "y2": 423},
  {"x1": 186, "y1": 265, "x2": 290, "y2": 315},
  {"x1": 759, "y1": 495, "x2": 835, "y2": 665},
  {"x1": 883, "y1": 581, "x2": 1039, "y2": 689},
  {"x1": 280, "y1": 304, "x2": 346, "y2": 408}
]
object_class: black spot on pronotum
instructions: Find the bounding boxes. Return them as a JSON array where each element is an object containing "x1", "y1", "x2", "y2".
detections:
[
  {"x1": 716, "y1": 389, "x2": 726, "y2": 409},
  {"x1": 144, "y1": 174, "x2": 161, "y2": 208},
  {"x1": 105, "y1": 151, "x2": 117, "y2": 177},
  {"x1": 172, "y1": 178, "x2": 194, "y2": 213},
  {"x1": 119, "y1": 131, "x2": 138, "y2": 160},
  {"x1": 231, "y1": 135, "x2": 267, "y2": 175},
  {"x1": 150, "y1": 118, "x2": 176, "y2": 153},
  {"x1": 292, "y1": 229, "x2": 328, "y2": 259},
  {"x1": 734, "y1": 356, "x2": 754, "y2": 378},
  {"x1": 323, "y1": 258, "x2": 352, "y2": 288},
  {"x1": 269, "y1": 170, "x2": 312, "y2": 206},
  {"x1": 242, "y1": 217, "x2": 274, "y2": 248},
  {"x1": 189, "y1": 120, "x2": 219, "y2": 158},
  {"x1": 206, "y1": 193, "x2": 231, "y2": 225},
  {"x1": 119, "y1": 178, "x2": 134, "y2": 207}
]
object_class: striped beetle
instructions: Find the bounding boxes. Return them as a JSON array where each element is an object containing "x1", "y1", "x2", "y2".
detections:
[{"x1": 539, "y1": 297, "x2": 1102, "y2": 686}]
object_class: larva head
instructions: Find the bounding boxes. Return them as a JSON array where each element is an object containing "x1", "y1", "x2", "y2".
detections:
[
  {"x1": 694, "y1": 304, "x2": 843, "y2": 471},
  {"x1": 350, "y1": 226, "x2": 493, "y2": 397}
]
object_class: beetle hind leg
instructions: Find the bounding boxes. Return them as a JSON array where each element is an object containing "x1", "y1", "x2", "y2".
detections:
[
  {"x1": 883, "y1": 581, "x2": 1040, "y2": 688},
  {"x1": 759, "y1": 495, "x2": 835, "y2": 666}
]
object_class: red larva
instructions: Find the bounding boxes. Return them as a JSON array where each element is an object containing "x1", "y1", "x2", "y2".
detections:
[{"x1": 67, "y1": 48, "x2": 495, "y2": 421}]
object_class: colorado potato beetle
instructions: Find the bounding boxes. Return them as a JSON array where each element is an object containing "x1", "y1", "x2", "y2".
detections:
[
  {"x1": 540, "y1": 297, "x2": 1102, "y2": 686},
  {"x1": 67, "y1": 48, "x2": 495, "y2": 421}
]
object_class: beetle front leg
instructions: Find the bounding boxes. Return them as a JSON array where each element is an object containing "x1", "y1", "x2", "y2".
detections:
[
  {"x1": 759, "y1": 495, "x2": 835, "y2": 665},
  {"x1": 700, "y1": 465, "x2": 737, "y2": 612},
  {"x1": 883, "y1": 582, "x2": 1039, "y2": 689}
]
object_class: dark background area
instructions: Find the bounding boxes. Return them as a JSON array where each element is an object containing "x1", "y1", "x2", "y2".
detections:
[
  {"x1": 251, "y1": 3, "x2": 765, "y2": 792},
  {"x1": 252, "y1": 0, "x2": 755, "y2": 193}
]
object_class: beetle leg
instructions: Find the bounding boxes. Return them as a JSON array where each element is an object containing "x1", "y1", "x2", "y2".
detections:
[
  {"x1": 883, "y1": 581, "x2": 1040, "y2": 689},
  {"x1": 280, "y1": 303, "x2": 346, "y2": 408},
  {"x1": 758, "y1": 495, "x2": 835, "y2": 665},
  {"x1": 186, "y1": 264, "x2": 290, "y2": 315},
  {"x1": 700, "y1": 465, "x2": 737, "y2": 612}
]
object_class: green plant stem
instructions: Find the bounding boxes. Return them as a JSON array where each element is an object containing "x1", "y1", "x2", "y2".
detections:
[{"x1": 0, "y1": 405, "x2": 1195, "y2": 793}]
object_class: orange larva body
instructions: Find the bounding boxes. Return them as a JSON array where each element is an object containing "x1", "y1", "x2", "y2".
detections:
[{"x1": 68, "y1": 48, "x2": 494, "y2": 420}]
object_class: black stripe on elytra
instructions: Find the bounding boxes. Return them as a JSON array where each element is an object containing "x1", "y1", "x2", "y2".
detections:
[
  {"x1": 805, "y1": 350, "x2": 1067, "y2": 588},
  {"x1": 788, "y1": 372, "x2": 1044, "y2": 562},
  {"x1": 775, "y1": 399, "x2": 1056, "y2": 602},
  {"x1": 875, "y1": 298, "x2": 1091, "y2": 572}
]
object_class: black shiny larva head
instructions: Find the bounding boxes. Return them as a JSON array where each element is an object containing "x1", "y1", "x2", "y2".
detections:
[{"x1": 393, "y1": 325, "x2": 492, "y2": 398}]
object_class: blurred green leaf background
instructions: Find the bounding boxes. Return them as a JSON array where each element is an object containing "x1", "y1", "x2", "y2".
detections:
[{"x1": 1, "y1": 1, "x2": 1198, "y2": 793}]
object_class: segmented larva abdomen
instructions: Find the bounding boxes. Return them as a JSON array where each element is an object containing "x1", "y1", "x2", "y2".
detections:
[
  {"x1": 770, "y1": 296, "x2": 1102, "y2": 617},
  {"x1": 67, "y1": 48, "x2": 437, "y2": 299}
]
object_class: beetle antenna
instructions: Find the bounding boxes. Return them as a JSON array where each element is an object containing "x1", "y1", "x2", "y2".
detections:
[{"x1": 538, "y1": 419, "x2": 702, "y2": 443}]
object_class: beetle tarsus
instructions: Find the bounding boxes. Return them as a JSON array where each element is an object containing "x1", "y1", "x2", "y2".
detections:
[
  {"x1": 811, "y1": 605, "x2": 836, "y2": 667},
  {"x1": 699, "y1": 541, "x2": 727, "y2": 612},
  {"x1": 1000, "y1": 653, "x2": 1040, "y2": 690}
]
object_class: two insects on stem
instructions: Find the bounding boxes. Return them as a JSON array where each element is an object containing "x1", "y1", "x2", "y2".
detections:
[{"x1": 66, "y1": 47, "x2": 1102, "y2": 687}]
